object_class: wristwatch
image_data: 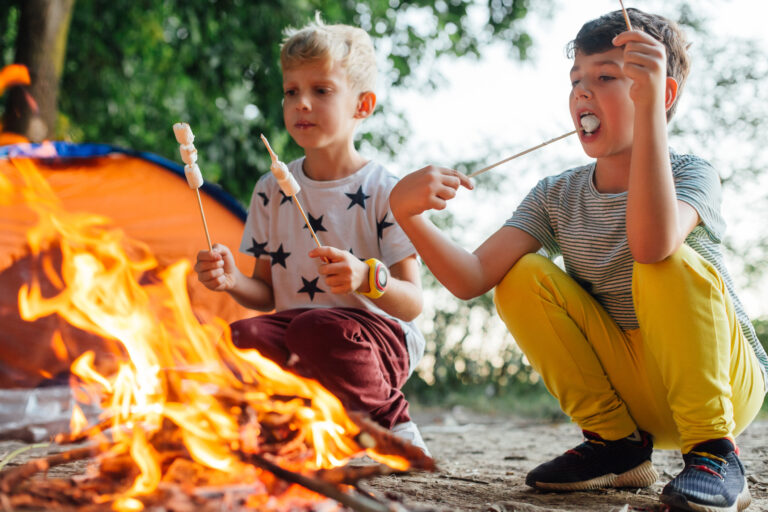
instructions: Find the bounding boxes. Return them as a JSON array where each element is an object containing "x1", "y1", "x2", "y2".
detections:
[{"x1": 360, "y1": 258, "x2": 389, "y2": 299}]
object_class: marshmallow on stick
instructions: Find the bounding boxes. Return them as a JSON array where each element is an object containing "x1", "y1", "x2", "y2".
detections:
[
  {"x1": 260, "y1": 133, "x2": 322, "y2": 250},
  {"x1": 173, "y1": 122, "x2": 213, "y2": 251},
  {"x1": 468, "y1": 114, "x2": 604, "y2": 178},
  {"x1": 259, "y1": 134, "x2": 301, "y2": 196}
]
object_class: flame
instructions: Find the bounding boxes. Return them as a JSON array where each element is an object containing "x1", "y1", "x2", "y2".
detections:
[
  {"x1": 2, "y1": 150, "x2": 411, "y2": 508},
  {"x1": 70, "y1": 403, "x2": 88, "y2": 436}
]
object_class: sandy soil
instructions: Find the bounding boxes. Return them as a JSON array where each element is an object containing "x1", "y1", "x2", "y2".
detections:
[
  {"x1": 1, "y1": 407, "x2": 766, "y2": 511},
  {"x1": 362, "y1": 407, "x2": 768, "y2": 512}
]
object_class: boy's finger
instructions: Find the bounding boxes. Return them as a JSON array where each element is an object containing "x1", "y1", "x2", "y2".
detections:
[
  {"x1": 442, "y1": 169, "x2": 474, "y2": 190},
  {"x1": 197, "y1": 249, "x2": 219, "y2": 261},
  {"x1": 457, "y1": 171, "x2": 474, "y2": 190},
  {"x1": 309, "y1": 245, "x2": 340, "y2": 260}
]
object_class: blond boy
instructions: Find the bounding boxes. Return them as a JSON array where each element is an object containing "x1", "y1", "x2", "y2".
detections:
[{"x1": 195, "y1": 17, "x2": 429, "y2": 455}]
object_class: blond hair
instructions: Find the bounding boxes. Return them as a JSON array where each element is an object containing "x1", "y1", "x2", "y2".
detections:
[{"x1": 280, "y1": 14, "x2": 377, "y2": 93}]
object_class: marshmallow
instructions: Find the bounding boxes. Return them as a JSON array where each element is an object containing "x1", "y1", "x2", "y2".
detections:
[
  {"x1": 173, "y1": 123, "x2": 195, "y2": 145},
  {"x1": 260, "y1": 133, "x2": 299, "y2": 196},
  {"x1": 277, "y1": 173, "x2": 301, "y2": 196},
  {"x1": 184, "y1": 163, "x2": 204, "y2": 189},
  {"x1": 179, "y1": 144, "x2": 198, "y2": 165},
  {"x1": 271, "y1": 160, "x2": 289, "y2": 181},
  {"x1": 580, "y1": 114, "x2": 600, "y2": 133}
]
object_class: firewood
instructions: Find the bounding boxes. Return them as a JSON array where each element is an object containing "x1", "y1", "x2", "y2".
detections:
[
  {"x1": 0, "y1": 445, "x2": 102, "y2": 493},
  {"x1": 313, "y1": 463, "x2": 403, "y2": 485},
  {"x1": 349, "y1": 413, "x2": 436, "y2": 471},
  {"x1": 242, "y1": 452, "x2": 402, "y2": 512}
]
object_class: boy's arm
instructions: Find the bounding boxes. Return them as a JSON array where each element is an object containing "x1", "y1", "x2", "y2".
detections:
[
  {"x1": 369, "y1": 254, "x2": 422, "y2": 322},
  {"x1": 307, "y1": 247, "x2": 423, "y2": 322},
  {"x1": 615, "y1": 30, "x2": 700, "y2": 263},
  {"x1": 195, "y1": 244, "x2": 275, "y2": 311},
  {"x1": 389, "y1": 166, "x2": 541, "y2": 300}
]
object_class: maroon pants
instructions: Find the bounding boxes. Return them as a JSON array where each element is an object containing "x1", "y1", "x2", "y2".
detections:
[{"x1": 230, "y1": 308, "x2": 411, "y2": 429}]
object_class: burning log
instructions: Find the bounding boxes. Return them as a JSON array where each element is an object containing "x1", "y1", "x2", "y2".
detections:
[
  {"x1": 245, "y1": 453, "x2": 404, "y2": 512},
  {"x1": 350, "y1": 413, "x2": 436, "y2": 471},
  {"x1": 0, "y1": 444, "x2": 103, "y2": 493}
]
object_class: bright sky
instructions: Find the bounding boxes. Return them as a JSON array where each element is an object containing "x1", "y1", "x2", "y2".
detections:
[{"x1": 377, "y1": 0, "x2": 768, "y2": 318}]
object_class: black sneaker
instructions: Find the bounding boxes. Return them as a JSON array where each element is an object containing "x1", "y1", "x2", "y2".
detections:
[
  {"x1": 525, "y1": 430, "x2": 658, "y2": 491},
  {"x1": 661, "y1": 438, "x2": 751, "y2": 512}
]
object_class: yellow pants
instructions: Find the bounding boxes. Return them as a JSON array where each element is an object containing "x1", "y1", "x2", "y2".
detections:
[{"x1": 494, "y1": 246, "x2": 764, "y2": 452}]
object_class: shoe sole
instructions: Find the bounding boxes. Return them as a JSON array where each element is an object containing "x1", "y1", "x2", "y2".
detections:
[
  {"x1": 660, "y1": 482, "x2": 751, "y2": 512},
  {"x1": 530, "y1": 460, "x2": 658, "y2": 491}
]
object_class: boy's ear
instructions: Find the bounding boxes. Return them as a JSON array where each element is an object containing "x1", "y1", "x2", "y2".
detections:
[
  {"x1": 664, "y1": 77, "x2": 679, "y2": 112},
  {"x1": 354, "y1": 91, "x2": 377, "y2": 119}
]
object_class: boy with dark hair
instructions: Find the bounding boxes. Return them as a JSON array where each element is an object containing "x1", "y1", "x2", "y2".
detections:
[
  {"x1": 389, "y1": 8, "x2": 766, "y2": 510},
  {"x1": 195, "y1": 17, "x2": 429, "y2": 455}
]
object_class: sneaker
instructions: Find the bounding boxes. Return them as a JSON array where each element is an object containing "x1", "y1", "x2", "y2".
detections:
[
  {"x1": 391, "y1": 421, "x2": 431, "y2": 457},
  {"x1": 525, "y1": 430, "x2": 658, "y2": 491},
  {"x1": 661, "y1": 438, "x2": 751, "y2": 512}
]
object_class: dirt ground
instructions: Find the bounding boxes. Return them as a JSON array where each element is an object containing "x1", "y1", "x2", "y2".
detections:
[
  {"x1": 1, "y1": 407, "x2": 766, "y2": 511},
  {"x1": 362, "y1": 407, "x2": 768, "y2": 512}
]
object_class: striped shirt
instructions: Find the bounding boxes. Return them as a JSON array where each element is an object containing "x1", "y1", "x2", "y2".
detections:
[{"x1": 505, "y1": 152, "x2": 768, "y2": 386}]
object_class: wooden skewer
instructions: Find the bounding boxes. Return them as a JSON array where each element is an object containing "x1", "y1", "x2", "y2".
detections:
[
  {"x1": 294, "y1": 199, "x2": 322, "y2": 250},
  {"x1": 195, "y1": 188, "x2": 213, "y2": 251},
  {"x1": 259, "y1": 134, "x2": 323, "y2": 250},
  {"x1": 619, "y1": 0, "x2": 633, "y2": 31},
  {"x1": 259, "y1": 133, "x2": 279, "y2": 162},
  {"x1": 468, "y1": 129, "x2": 577, "y2": 178}
]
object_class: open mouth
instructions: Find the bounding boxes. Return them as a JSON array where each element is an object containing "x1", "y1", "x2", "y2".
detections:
[{"x1": 579, "y1": 112, "x2": 600, "y2": 135}]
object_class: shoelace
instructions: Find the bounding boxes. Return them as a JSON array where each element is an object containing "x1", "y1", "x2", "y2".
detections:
[
  {"x1": 687, "y1": 450, "x2": 728, "y2": 480},
  {"x1": 565, "y1": 436, "x2": 606, "y2": 457}
]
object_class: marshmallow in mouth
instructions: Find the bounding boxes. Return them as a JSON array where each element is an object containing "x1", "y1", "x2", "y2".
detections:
[{"x1": 580, "y1": 113, "x2": 600, "y2": 134}]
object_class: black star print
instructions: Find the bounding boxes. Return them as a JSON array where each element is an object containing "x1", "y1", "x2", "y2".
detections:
[
  {"x1": 297, "y1": 276, "x2": 325, "y2": 301},
  {"x1": 303, "y1": 212, "x2": 328, "y2": 234},
  {"x1": 257, "y1": 192, "x2": 269, "y2": 206},
  {"x1": 377, "y1": 213, "x2": 394, "y2": 240},
  {"x1": 279, "y1": 191, "x2": 293, "y2": 205},
  {"x1": 345, "y1": 186, "x2": 370, "y2": 210},
  {"x1": 246, "y1": 238, "x2": 269, "y2": 258},
  {"x1": 349, "y1": 248, "x2": 365, "y2": 261},
  {"x1": 270, "y1": 243, "x2": 291, "y2": 268}
]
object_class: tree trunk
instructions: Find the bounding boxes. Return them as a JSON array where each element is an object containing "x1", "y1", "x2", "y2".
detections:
[{"x1": 3, "y1": 0, "x2": 75, "y2": 142}]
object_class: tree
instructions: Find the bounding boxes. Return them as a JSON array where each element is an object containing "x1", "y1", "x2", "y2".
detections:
[
  {"x1": 2, "y1": 0, "x2": 544, "y2": 203},
  {"x1": 1, "y1": 0, "x2": 75, "y2": 142}
]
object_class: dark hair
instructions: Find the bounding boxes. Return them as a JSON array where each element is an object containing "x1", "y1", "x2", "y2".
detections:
[{"x1": 567, "y1": 8, "x2": 690, "y2": 120}]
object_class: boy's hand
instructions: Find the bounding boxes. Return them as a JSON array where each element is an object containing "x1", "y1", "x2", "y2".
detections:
[
  {"x1": 194, "y1": 243, "x2": 238, "y2": 291},
  {"x1": 389, "y1": 165, "x2": 474, "y2": 220},
  {"x1": 613, "y1": 30, "x2": 668, "y2": 112},
  {"x1": 310, "y1": 246, "x2": 369, "y2": 294}
]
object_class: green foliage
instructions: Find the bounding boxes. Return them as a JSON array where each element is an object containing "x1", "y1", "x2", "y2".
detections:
[
  {"x1": 0, "y1": 5, "x2": 20, "y2": 65},
  {"x1": 42, "y1": 0, "x2": 542, "y2": 203}
]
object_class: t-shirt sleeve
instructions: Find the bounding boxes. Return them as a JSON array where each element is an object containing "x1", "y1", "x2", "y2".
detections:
[
  {"x1": 239, "y1": 177, "x2": 271, "y2": 258},
  {"x1": 673, "y1": 155, "x2": 725, "y2": 243},
  {"x1": 377, "y1": 174, "x2": 418, "y2": 267},
  {"x1": 504, "y1": 178, "x2": 560, "y2": 257}
]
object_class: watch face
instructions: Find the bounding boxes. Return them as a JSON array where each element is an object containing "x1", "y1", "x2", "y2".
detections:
[{"x1": 376, "y1": 265, "x2": 388, "y2": 290}]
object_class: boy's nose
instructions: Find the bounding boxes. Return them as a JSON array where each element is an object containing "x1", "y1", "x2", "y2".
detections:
[
  {"x1": 574, "y1": 82, "x2": 592, "y2": 99},
  {"x1": 296, "y1": 95, "x2": 311, "y2": 111}
]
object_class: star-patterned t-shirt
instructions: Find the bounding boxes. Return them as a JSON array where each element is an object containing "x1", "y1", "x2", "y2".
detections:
[{"x1": 239, "y1": 158, "x2": 425, "y2": 373}]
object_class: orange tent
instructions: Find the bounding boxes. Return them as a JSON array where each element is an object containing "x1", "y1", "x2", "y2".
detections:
[{"x1": 0, "y1": 142, "x2": 254, "y2": 388}]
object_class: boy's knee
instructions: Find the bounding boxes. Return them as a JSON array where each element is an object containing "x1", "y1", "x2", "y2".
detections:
[
  {"x1": 285, "y1": 309, "x2": 349, "y2": 356},
  {"x1": 230, "y1": 318, "x2": 256, "y2": 349},
  {"x1": 495, "y1": 253, "x2": 551, "y2": 304},
  {"x1": 633, "y1": 244, "x2": 705, "y2": 286}
]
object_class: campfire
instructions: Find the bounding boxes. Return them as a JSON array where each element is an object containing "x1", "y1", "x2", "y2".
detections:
[{"x1": 0, "y1": 143, "x2": 434, "y2": 511}]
